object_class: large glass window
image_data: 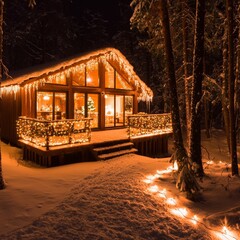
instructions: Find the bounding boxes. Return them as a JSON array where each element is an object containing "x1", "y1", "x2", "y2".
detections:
[
  {"x1": 37, "y1": 91, "x2": 67, "y2": 120},
  {"x1": 105, "y1": 94, "x2": 132, "y2": 127},
  {"x1": 125, "y1": 96, "x2": 133, "y2": 124},
  {"x1": 105, "y1": 94, "x2": 115, "y2": 127},
  {"x1": 116, "y1": 95, "x2": 124, "y2": 126},
  {"x1": 116, "y1": 72, "x2": 132, "y2": 90},
  {"x1": 72, "y1": 66, "x2": 85, "y2": 86},
  {"x1": 48, "y1": 73, "x2": 67, "y2": 85},
  {"x1": 74, "y1": 93, "x2": 85, "y2": 119},
  {"x1": 105, "y1": 62, "x2": 115, "y2": 88},
  {"x1": 86, "y1": 62, "x2": 99, "y2": 87},
  {"x1": 54, "y1": 93, "x2": 66, "y2": 120},
  {"x1": 87, "y1": 94, "x2": 99, "y2": 128}
]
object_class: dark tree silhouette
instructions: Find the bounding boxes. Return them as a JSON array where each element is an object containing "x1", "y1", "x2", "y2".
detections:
[
  {"x1": 159, "y1": 0, "x2": 200, "y2": 197},
  {"x1": 226, "y1": 0, "x2": 239, "y2": 176},
  {"x1": 0, "y1": 0, "x2": 5, "y2": 190},
  {"x1": 189, "y1": 0, "x2": 205, "y2": 177}
]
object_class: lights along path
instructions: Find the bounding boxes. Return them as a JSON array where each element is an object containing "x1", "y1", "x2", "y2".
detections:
[{"x1": 142, "y1": 161, "x2": 238, "y2": 240}]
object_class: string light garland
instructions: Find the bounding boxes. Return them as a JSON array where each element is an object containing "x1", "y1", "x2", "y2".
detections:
[
  {"x1": 16, "y1": 116, "x2": 92, "y2": 149},
  {"x1": 1, "y1": 49, "x2": 153, "y2": 103},
  {"x1": 142, "y1": 161, "x2": 239, "y2": 240},
  {"x1": 127, "y1": 113, "x2": 172, "y2": 138}
]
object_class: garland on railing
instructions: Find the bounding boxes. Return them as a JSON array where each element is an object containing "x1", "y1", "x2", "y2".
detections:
[
  {"x1": 16, "y1": 117, "x2": 92, "y2": 149},
  {"x1": 127, "y1": 113, "x2": 172, "y2": 138}
]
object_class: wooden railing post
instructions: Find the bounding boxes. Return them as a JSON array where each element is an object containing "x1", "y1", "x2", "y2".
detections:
[{"x1": 45, "y1": 121, "x2": 50, "y2": 150}]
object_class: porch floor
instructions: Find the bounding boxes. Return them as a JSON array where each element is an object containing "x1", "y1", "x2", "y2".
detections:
[
  {"x1": 18, "y1": 128, "x2": 172, "y2": 166},
  {"x1": 91, "y1": 128, "x2": 129, "y2": 143}
]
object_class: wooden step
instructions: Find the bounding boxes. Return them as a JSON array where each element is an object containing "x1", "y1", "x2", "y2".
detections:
[
  {"x1": 93, "y1": 142, "x2": 134, "y2": 155},
  {"x1": 97, "y1": 148, "x2": 138, "y2": 160}
]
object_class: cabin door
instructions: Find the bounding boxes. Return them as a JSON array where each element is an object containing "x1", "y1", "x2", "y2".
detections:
[{"x1": 104, "y1": 94, "x2": 134, "y2": 128}]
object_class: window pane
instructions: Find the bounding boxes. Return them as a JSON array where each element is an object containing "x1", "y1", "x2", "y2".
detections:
[
  {"x1": 105, "y1": 94, "x2": 115, "y2": 127},
  {"x1": 72, "y1": 66, "x2": 85, "y2": 86},
  {"x1": 86, "y1": 62, "x2": 99, "y2": 87},
  {"x1": 105, "y1": 62, "x2": 114, "y2": 88},
  {"x1": 88, "y1": 94, "x2": 99, "y2": 128},
  {"x1": 116, "y1": 72, "x2": 132, "y2": 90},
  {"x1": 116, "y1": 95, "x2": 124, "y2": 126},
  {"x1": 125, "y1": 96, "x2": 133, "y2": 124},
  {"x1": 54, "y1": 93, "x2": 66, "y2": 120},
  {"x1": 74, "y1": 93, "x2": 85, "y2": 119},
  {"x1": 48, "y1": 73, "x2": 66, "y2": 85},
  {"x1": 37, "y1": 92, "x2": 53, "y2": 120}
]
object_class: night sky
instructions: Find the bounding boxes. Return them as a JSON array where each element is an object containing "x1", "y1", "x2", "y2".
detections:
[
  {"x1": 3, "y1": 0, "x2": 133, "y2": 72},
  {"x1": 66, "y1": 0, "x2": 130, "y2": 37}
]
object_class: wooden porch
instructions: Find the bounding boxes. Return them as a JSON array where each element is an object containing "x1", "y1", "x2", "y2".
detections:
[
  {"x1": 17, "y1": 113, "x2": 173, "y2": 167},
  {"x1": 19, "y1": 128, "x2": 172, "y2": 167}
]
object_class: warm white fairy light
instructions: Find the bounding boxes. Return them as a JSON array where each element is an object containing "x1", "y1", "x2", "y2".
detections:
[
  {"x1": 166, "y1": 198, "x2": 177, "y2": 206},
  {"x1": 143, "y1": 179, "x2": 153, "y2": 184},
  {"x1": 16, "y1": 117, "x2": 92, "y2": 148},
  {"x1": 2, "y1": 49, "x2": 153, "y2": 105},
  {"x1": 215, "y1": 226, "x2": 237, "y2": 240},
  {"x1": 127, "y1": 113, "x2": 172, "y2": 138},
  {"x1": 190, "y1": 215, "x2": 199, "y2": 225},
  {"x1": 146, "y1": 175, "x2": 156, "y2": 181},
  {"x1": 157, "y1": 169, "x2": 172, "y2": 174},
  {"x1": 143, "y1": 163, "x2": 239, "y2": 240},
  {"x1": 148, "y1": 185, "x2": 159, "y2": 193},
  {"x1": 171, "y1": 208, "x2": 188, "y2": 218},
  {"x1": 158, "y1": 189, "x2": 167, "y2": 199},
  {"x1": 207, "y1": 160, "x2": 214, "y2": 165}
]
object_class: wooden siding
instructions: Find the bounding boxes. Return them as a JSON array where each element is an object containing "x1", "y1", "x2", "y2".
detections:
[{"x1": 1, "y1": 89, "x2": 21, "y2": 145}]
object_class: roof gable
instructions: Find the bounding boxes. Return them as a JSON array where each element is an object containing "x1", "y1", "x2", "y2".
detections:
[{"x1": 1, "y1": 48, "x2": 153, "y2": 102}]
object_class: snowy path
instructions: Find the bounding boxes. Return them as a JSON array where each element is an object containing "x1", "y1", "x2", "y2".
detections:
[{"x1": 1, "y1": 154, "x2": 211, "y2": 240}]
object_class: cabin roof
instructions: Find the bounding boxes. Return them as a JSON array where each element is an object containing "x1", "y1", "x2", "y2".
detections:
[{"x1": 1, "y1": 48, "x2": 153, "y2": 101}]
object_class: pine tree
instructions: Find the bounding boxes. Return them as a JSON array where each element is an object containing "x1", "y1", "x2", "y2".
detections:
[
  {"x1": 226, "y1": 0, "x2": 239, "y2": 176},
  {"x1": 189, "y1": 0, "x2": 205, "y2": 177},
  {"x1": 0, "y1": 0, "x2": 5, "y2": 189},
  {"x1": 87, "y1": 97, "x2": 95, "y2": 112}
]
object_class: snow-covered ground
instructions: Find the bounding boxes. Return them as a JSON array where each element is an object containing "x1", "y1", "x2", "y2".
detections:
[{"x1": 0, "y1": 129, "x2": 239, "y2": 240}]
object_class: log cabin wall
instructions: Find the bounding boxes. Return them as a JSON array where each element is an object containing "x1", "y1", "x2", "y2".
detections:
[
  {"x1": 22, "y1": 86, "x2": 36, "y2": 118},
  {"x1": 0, "y1": 48, "x2": 153, "y2": 146},
  {"x1": 0, "y1": 89, "x2": 21, "y2": 145}
]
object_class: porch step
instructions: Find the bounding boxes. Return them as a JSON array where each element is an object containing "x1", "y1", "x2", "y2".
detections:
[
  {"x1": 92, "y1": 140, "x2": 138, "y2": 160},
  {"x1": 97, "y1": 148, "x2": 138, "y2": 160}
]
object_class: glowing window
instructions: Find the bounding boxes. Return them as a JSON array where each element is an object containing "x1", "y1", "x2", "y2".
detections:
[
  {"x1": 74, "y1": 93, "x2": 85, "y2": 119},
  {"x1": 105, "y1": 62, "x2": 114, "y2": 88},
  {"x1": 72, "y1": 66, "x2": 85, "y2": 86},
  {"x1": 88, "y1": 94, "x2": 99, "y2": 128},
  {"x1": 125, "y1": 96, "x2": 133, "y2": 124},
  {"x1": 47, "y1": 73, "x2": 67, "y2": 85},
  {"x1": 86, "y1": 62, "x2": 99, "y2": 87},
  {"x1": 116, "y1": 72, "x2": 132, "y2": 90},
  {"x1": 36, "y1": 91, "x2": 67, "y2": 120}
]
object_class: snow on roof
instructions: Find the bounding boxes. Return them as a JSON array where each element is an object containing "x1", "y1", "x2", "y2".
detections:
[{"x1": 1, "y1": 48, "x2": 153, "y2": 101}]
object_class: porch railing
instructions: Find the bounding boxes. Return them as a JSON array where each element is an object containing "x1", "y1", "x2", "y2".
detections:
[
  {"x1": 127, "y1": 113, "x2": 172, "y2": 138},
  {"x1": 16, "y1": 116, "x2": 92, "y2": 150}
]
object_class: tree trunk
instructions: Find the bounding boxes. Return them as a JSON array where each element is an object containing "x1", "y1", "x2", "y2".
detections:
[
  {"x1": 0, "y1": 0, "x2": 5, "y2": 190},
  {"x1": 203, "y1": 56, "x2": 211, "y2": 138},
  {"x1": 222, "y1": 19, "x2": 230, "y2": 152},
  {"x1": 182, "y1": 0, "x2": 191, "y2": 147},
  {"x1": 159, "y1": 0, "x2": 200, "y2": 197},
  {"x1": 235, "y1": 5, "x2": 240, "y2": 144},
  {"x1": 226, "y1": 0, "x2": 239, "y2": 176},
  {"x1": 189, "y1": 0, "x2": 205, "y2": 177}
]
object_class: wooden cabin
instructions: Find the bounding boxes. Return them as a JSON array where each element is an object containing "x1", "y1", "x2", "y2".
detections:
[{"x1": 0, "y1": 48, "x2": 153, "y2": 147}]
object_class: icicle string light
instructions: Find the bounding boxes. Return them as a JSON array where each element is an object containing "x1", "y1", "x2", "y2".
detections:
[
  {"x1": 127, "y1": 113, "x2": 172, "y2": 138},
  {"x1": 1, "y1": 49, "x2": 153, "y2": 103},
  {"x1": 16, "y1": 116, "x2": 92, "y2": 149},
  {"x1": 142, "y1": 162, "x2": 239, "y2": 240},
  {"x1": 1, "y1": 85, "x2": 20, "y2": 99}
]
